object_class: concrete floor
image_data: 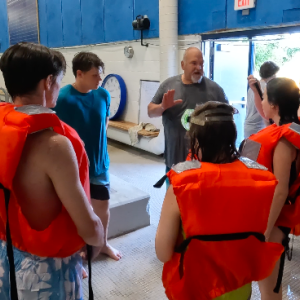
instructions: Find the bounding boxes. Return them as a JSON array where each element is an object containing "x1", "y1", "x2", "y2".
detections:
[{"x1": 83, "y1": 139, "x2": 300, "y2": 300}]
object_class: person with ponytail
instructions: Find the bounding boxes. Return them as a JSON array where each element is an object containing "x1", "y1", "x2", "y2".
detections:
[
  {"x1": 155, "y1": 101, "x2": 283, "y2": 300},
  {"x1": 241, "y1": 77, "x2": 300, "y2": 300}
]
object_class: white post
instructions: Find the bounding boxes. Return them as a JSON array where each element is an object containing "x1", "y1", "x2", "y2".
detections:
[{"x1": 159, "y1": 0, "x2": 178, "y2": 83}]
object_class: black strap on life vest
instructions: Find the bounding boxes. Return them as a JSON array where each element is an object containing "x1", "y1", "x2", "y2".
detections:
[
  {"x1": 87, "y1": 245, "x2": 94, "y2": 300},
  {"x1": 273, "y1": 226, "x2": 295, "y2": 294},
  {"x1": 0, "y1": 183, "x2": 94, "y2": 300},
  {"x1": 276, "y1": 186, "x2": 300, "y2": 293},
  {"x1": 174, "y1": 231, "x2": 265, "y2": 280},
  {"x1": 274, "y1": 189, "x2": 300, "y2": 293},
  {"x1": 153, "y1": 175, "x2": 168, "y2": 188},
  {"x1": 274, "y1": 251, "x2": 285, "y2": 294},
  {"x1": 0, "y1": 183, "x2": 18, "y2": 300}
]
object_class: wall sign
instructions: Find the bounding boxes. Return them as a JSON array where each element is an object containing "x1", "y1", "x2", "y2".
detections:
[{"x1": 234, "y1": 0, "x2": 256, "y2": 11}]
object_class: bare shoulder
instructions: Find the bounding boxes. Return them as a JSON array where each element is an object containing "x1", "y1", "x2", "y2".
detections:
[
  {"x1": 28, "y1": 129, "x2": 71, "y2": 149},
  {"x1": 164, "y1": 185, "x2": 180, "y2": 213},
  {"x1": 26, "y1": 129, "x2": 75, "y2": 165},
  {"x1": 277, "y1": 137, "x2": 296, "y2": 151},
  {"x1": 275, "y1": 137, "x2": 297, "y2": 160}
]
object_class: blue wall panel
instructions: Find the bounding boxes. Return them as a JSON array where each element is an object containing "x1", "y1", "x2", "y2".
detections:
[
  {"x1": 227, "y1": 0, "x2": 300, "y2": 30},
  {"x1": 283, "y1": 8, "x2": 300, "y2": 23},
  {"x1": 104, "y1": 0, "x2": 134, "y2": 42},
  {"x1": 3, "y1": 0, "x2": 300, "y2": 50},
  {"x1": 42, "y1": 0, "x2": 63, "y2": 48},
  {"x1": 227, "y1": 0, "x2": 282, "y2": 29},
  {"x1": 212, "y1": 11, "x2": 226, "y2": 31},
  {"x1": 38, "y1": 0, "x2": 47, "y2": 45},
  {"x1": 0, "y1": 0, "x2": 9, "y2": 52},
  {"x1": 81, "y1": 0, "x2": 104, "y2": 44},
  {"x1": 283, "y1": 0, "x2": 300, "y2": 10},
  {"x1": 178, "y1": 0, "x2": 227, "y2": 35},
  {"x1": 134, "y1": 0, "x2": 159, "y2": 39},
  {"x1": 62, "y1": 0, "x2": 82, "y2": 46}
]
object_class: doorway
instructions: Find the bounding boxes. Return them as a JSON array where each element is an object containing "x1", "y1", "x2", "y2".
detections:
[{"x1": 202, "y1": 30, "x2": 300, "y2": 147}]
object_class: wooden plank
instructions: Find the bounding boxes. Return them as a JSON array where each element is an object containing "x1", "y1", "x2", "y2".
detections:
[{"x1": 109, "y1": 120, "x2": 159, "y2": 138}]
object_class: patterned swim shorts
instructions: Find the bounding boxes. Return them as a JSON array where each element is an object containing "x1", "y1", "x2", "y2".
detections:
[{"x1": 0, "y1": 240, "x2": 83, "y2": 300}]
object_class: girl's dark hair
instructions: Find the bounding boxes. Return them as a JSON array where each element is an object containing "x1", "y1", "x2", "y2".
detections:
[
  {"x1": 0, "y1": 42, "x2": 66, "y2": 99},
  {"x1": 189, "y1": 101, "x2": 240, "y2": 164},
  {"x1": 267, "y1": 78, "x2": 300, "y2": 126}
]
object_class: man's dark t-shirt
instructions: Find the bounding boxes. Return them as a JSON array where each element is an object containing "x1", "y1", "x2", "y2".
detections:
[{"x1": 152, "y1": 75, "x2": 228, "y2": 168}]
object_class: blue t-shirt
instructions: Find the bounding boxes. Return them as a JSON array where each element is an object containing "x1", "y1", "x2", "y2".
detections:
[{"x1": 54, "y1": 84, "x2": 110, "y2": 177}]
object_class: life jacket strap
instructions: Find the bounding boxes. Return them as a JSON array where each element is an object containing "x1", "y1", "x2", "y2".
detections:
[
  {"x1": 174, "y1": 232, "x2": 265, "y2": 280},
  {"x1": 0, "y1": 183, "x2": 18, "y2": 300},
  {"x1": 0, "y1": 183, "x2": 95, "y2": 300}
]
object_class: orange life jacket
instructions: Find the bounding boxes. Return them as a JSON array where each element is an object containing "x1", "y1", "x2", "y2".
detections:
[
  {"x1": 243, "y1": 122, "x2": 300, "y2": 233},
  {"x1": 163, "y1": 158, "x2": 283, "y2": 300},
  {"x1": 0, "y1": 103, "x2": 90, "y2": 257}
]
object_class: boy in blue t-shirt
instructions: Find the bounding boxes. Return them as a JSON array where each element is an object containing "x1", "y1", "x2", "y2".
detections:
[{"x1": 54, "y1": 52, "x2": 122, "y2": 262}]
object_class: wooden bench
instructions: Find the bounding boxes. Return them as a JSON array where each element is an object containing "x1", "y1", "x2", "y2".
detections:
[{"x1": 108, "y1": 120, "x2": 159, "y2": 138}]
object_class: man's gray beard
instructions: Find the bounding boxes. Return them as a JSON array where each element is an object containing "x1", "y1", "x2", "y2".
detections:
[{"x1": 191, "y1": 75, "x2": 203, "y2": 84}]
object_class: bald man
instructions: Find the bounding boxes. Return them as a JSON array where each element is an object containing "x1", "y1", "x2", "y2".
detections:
[{"x1": 148, "y1": 47, "x2": 228, "y2": 185}]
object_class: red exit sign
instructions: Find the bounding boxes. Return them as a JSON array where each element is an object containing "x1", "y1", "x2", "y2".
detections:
[{"x1": 234, "y1": 0, "x2": 256, "y2": 10}]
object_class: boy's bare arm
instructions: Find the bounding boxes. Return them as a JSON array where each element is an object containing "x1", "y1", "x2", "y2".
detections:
[{"x1": 45, "y1": 132, "x2": 104, "y2": 247}]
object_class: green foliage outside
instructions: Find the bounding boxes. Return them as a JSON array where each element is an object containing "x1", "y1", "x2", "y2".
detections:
[{"x1": 255, "y1": 39, "x2": 300, "y2": 72}]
